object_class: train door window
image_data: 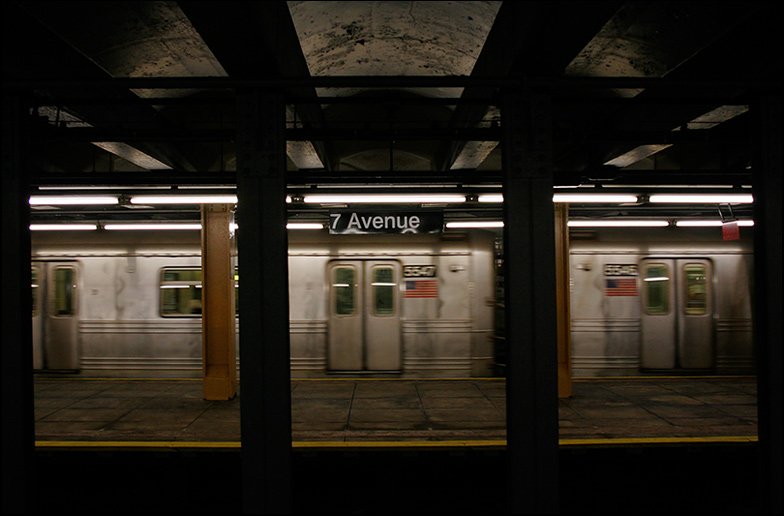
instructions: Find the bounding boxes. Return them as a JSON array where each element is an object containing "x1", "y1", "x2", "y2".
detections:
[
  {"x1": 52, "y1": 267, "x2": 76, "y2": 316},
  {"x1": 160, "y1": 268, "x2": 203, "y2": 316},
  {"x1": 683, "y1": 264, "x2": 708, "y2": 315},
  {"x1": 333, "y1": 266, "x2": 356, "y2": 316},
  {"x1": 644, "y1": 263, "x2": 670, "y2": 315},
  {"x1": 371, "y1": 266, "x2": 396, "y2": 316}
]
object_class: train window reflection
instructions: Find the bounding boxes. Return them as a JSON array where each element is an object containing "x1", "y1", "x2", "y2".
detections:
[
  {"x1": 53, "y1": 267, "x2": 76, "y2": 316},
  {"x1": 683, "y1": 264, "x2": 708, "y2": 315},
  {"x1": 644, "y1": 264, "x2": 670, "y2": 314},
  {"x1": 333, "y1": 267, "x2": 355, "y2": 315},
  {"x1": 372, "y1": 267, "x2": 396, "y2": 316},
  {"x1": 160, "y1": 268, "x2": 203, "y2": 316}
]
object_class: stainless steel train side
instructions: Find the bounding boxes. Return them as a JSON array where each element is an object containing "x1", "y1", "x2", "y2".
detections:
[
  {"x1": 30, "y1": 225, "x2": 755, "y2": 378},
  {"x1": 569, "y1": 226, "x2": 754, "y2": 376},
  {"x1": 30, "y1": 229, "x2": 496, "y2": 378}
]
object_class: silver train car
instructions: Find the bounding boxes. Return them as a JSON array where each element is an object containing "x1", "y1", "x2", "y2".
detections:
[
  {"x1": 31, "y1": 229, "x2": 496, "y2": 378},
  {"x1": 30, "y1": 225, "x2": 755, "y2": 378},
  {"x1": 568, "y1": 226, "x2": 755, "y2": 376}
]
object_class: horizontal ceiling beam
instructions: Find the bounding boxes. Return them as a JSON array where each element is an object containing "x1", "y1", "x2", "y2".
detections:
[
  {"x1": 33, "y1": 126, "x2": 747, "y2": 144},
  {"x1": 7, "y1": 76, "x2": 778, "y2": 93}
]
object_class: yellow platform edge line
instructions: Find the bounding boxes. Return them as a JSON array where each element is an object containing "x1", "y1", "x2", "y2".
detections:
[{"x1": 35, "y1": 435, "x2": 758, "y2": 450}]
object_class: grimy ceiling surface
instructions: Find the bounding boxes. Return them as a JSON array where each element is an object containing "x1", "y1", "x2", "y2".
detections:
[{"x1": 3, "y1": 1, "x2": 781, "y2": 196}]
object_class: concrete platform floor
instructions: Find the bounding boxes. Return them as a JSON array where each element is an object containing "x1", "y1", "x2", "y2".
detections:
[{"x1": 33, "y1": 375, "x2": 758, "y2": 445}]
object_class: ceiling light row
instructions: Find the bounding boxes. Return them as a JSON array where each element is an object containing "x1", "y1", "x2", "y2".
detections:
[
  {"x1": 29, "y1": 192, "x2": 754, "y2": 206},
  {"x1": 30, "y1": 219, "x2": 754, "y2": 231}
]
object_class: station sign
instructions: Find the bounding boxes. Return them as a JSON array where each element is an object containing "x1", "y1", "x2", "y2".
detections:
[{"x1": 328, "y1": 210, "x2": 443, "y2": 235}]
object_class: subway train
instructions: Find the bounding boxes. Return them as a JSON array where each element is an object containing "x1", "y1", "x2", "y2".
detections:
[{"x1": 30, "y1": 223, "x2": 755, "y2": 378}]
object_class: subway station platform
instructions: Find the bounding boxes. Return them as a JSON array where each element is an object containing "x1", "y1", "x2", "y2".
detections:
[
  {"x1": 31, "y1": 375, "x2": 761, "y2": 514},
  {"x1": 34, "y1": 375, "x2": 758, "y2": 445}
]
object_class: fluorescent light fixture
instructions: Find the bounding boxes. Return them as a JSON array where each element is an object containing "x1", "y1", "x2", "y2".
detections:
[
  {"x1": 129, "y1": 195, "x2": 238, "y2": 205},
  {"x1": 29, "y1": 195, "x2": 119, "y2": 206},
  {"x1": 303, "y1": 194, "x2": 466, "y2": 204},
  {"x1": 568, "y1": 220, "x2": 670, "y2": 228},
  {"x1": 446, "y1": 221, "x2": 504, "y2": 229},
  {"x1": 649, "y1": 194, "x2": 753, "y2": 204},
  {"x1": 553, "y1": 194, "x2": 639, "y2": 203},
  {"x1": 104, "y1": 223, "x2": 202, "y2": 231},
  {"x1": 644, "y1": 276, "x2": 670, "y2": 282},
  {"x1": 286, "y1": 223, "x2": 324, "y2": 230},
  {"x1": 477, "y1": 194, "x2": 639, "y2": 203},
  {"x1": 675, "y1": 220, "x2": 754, "y2": 227},
  {"x1": 30, "y1": 224, "x2": 98, "y2": 231}
]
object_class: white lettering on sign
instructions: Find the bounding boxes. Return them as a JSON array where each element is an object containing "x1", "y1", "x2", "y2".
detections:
[
  {"x1": 345, "y1": 212, "x2": 421, "y2": 231},
  {"x1": 403, "y1": 265, "x2": 437, "y2": 278},
  {"x1": 604, "y1": 264, "x2": 639, "y2": 277}
]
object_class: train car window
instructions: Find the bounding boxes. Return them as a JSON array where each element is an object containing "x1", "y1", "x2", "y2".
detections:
[
  {"x1": 683, "y1": 264, "x2": 708, "y2": 315},
  {"x1": 333, "y1": 267, "x2": 356, "y2": 316},
  {"x1": 31, "y1": 267, "x2": 39, "y2": 316},
  {"x1": 372, "y1": 266, "x2": 396, "y2": 316},
  {"x1": 53, "y1": 267, "x2": 76, "y2": 316},
  {"x1": 644, "y1": 264, "x2": 670, "y2": 315},
  {"x1": 160, "y1": 268, "x2": 203, "y2": 316}
]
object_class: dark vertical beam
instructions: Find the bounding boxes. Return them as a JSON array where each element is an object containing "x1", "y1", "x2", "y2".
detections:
[
  {"x1": 501, "y1": 88, "x2": 559, "y2": 513},
  {"x1": 236, "y1": 90, "x2": 291, "y2": 513},
  {"x1": 752, "y1": 94, "x2": 782, "y2": 515},
  {"x1": 2, "y1": 95, "x2": 34, "y2": 513}
]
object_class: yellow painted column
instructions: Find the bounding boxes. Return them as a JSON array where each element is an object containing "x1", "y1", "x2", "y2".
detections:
[
  {"x1": 201, "y1": 203, "x2": 237, "y2": 400},
  {"x1": 555, "y1": 203, "x2": 572, "y2": 398}
]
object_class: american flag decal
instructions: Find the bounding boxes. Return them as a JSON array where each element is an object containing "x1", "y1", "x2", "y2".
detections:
[
  {"x1": 605, "y1": 278, "x2": 638, "y2": 296},
  {"x1": 405, "y1": 279, "x2": 439, "y2": 298}
]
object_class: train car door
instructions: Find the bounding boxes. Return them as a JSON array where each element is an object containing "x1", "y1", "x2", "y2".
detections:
[
  {"x1": 32, "y1": 261, "x2": 80, "y2": 371},
  {"x1": 640, "y1": 258, "x2": 713, "y2": 370},
  {"x1": 327, "y1": 260, "x2": 401, "y2": 371}
]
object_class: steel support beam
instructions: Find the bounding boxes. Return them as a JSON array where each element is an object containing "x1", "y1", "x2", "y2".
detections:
[
  {"x1": 236, "y1": 90, "x2": 292, "y2": 513},
  {"x1": 201, "y1": 204, "x2": 237, "y2": 401},
  {"x1": 502, "y1": 89, "x2": 559, "y2": 513},
  {"x1": 752, "y1": 94, "x2": 782, "y2": 515},
  {"x1": 2, "y1": 95, "x2": 34, "y2": 513}
]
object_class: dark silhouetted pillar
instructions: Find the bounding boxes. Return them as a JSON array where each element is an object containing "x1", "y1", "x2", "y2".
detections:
[
  {"x1": 236, "y1": 89, "x2": 291, "y2": 513},
  {"x1": 752, "y1": 93, "x2": 782, "y2": 515},
  {"x1": 502, "y1": 88, "x2": 559, "y2": 513},
  {"x1": 2, "y1": 94, "x2": 34, "y2": 513}
]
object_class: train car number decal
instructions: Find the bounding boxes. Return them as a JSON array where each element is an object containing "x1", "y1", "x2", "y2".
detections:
[
  {"x1": 403, "y1": 265, "x2": 437, "y2": 278},
  {"x1": 604, "y1": 264, "x2": 639, "y2": 276}
]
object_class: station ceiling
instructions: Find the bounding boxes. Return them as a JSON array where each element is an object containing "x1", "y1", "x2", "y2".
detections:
[{"x1": 3, "y1": 1, "x2": 781, "y2": 223}]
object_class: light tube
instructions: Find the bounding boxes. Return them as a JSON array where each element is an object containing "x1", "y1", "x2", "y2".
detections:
[
  {"x1": 30, "y1": 224, "x2": 98, "y2": 231},
  {"x1": 675, "y1": 220, "x2": 754, "y2": 227},
  {"x1": 553, "y1": 194, "x2": 639, "y2": 203},
  {"x1": 446, "y1": 221, "x2": 504, "y2": 229},
  {"x1": 477, "y1": 194, "x2": 639, "y2": 203},
  {"x1": 29, "y1": 195, "x2": 119, "y2": 206},
  {"x1": 568, "y1": 220, "x2": 670, "y2": 228},
  {"x1": 643, "y1": 277, "x2": 670, "y2": 282},
  {"x1": 129, "y1": 195, "x2": 238, "y2": 205},
  {"x1": 303, "y1": 194, "x2": 466, "y2": 204},
  {"x1": 649, "y1": 194, "x2": 753, "y2": 204},
  {"x1": 286, "y1": 223, "x2": 324, "y2": 230},
  {"x1": 104, "y1": 223, "x2": 202, "y2": 231}
]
